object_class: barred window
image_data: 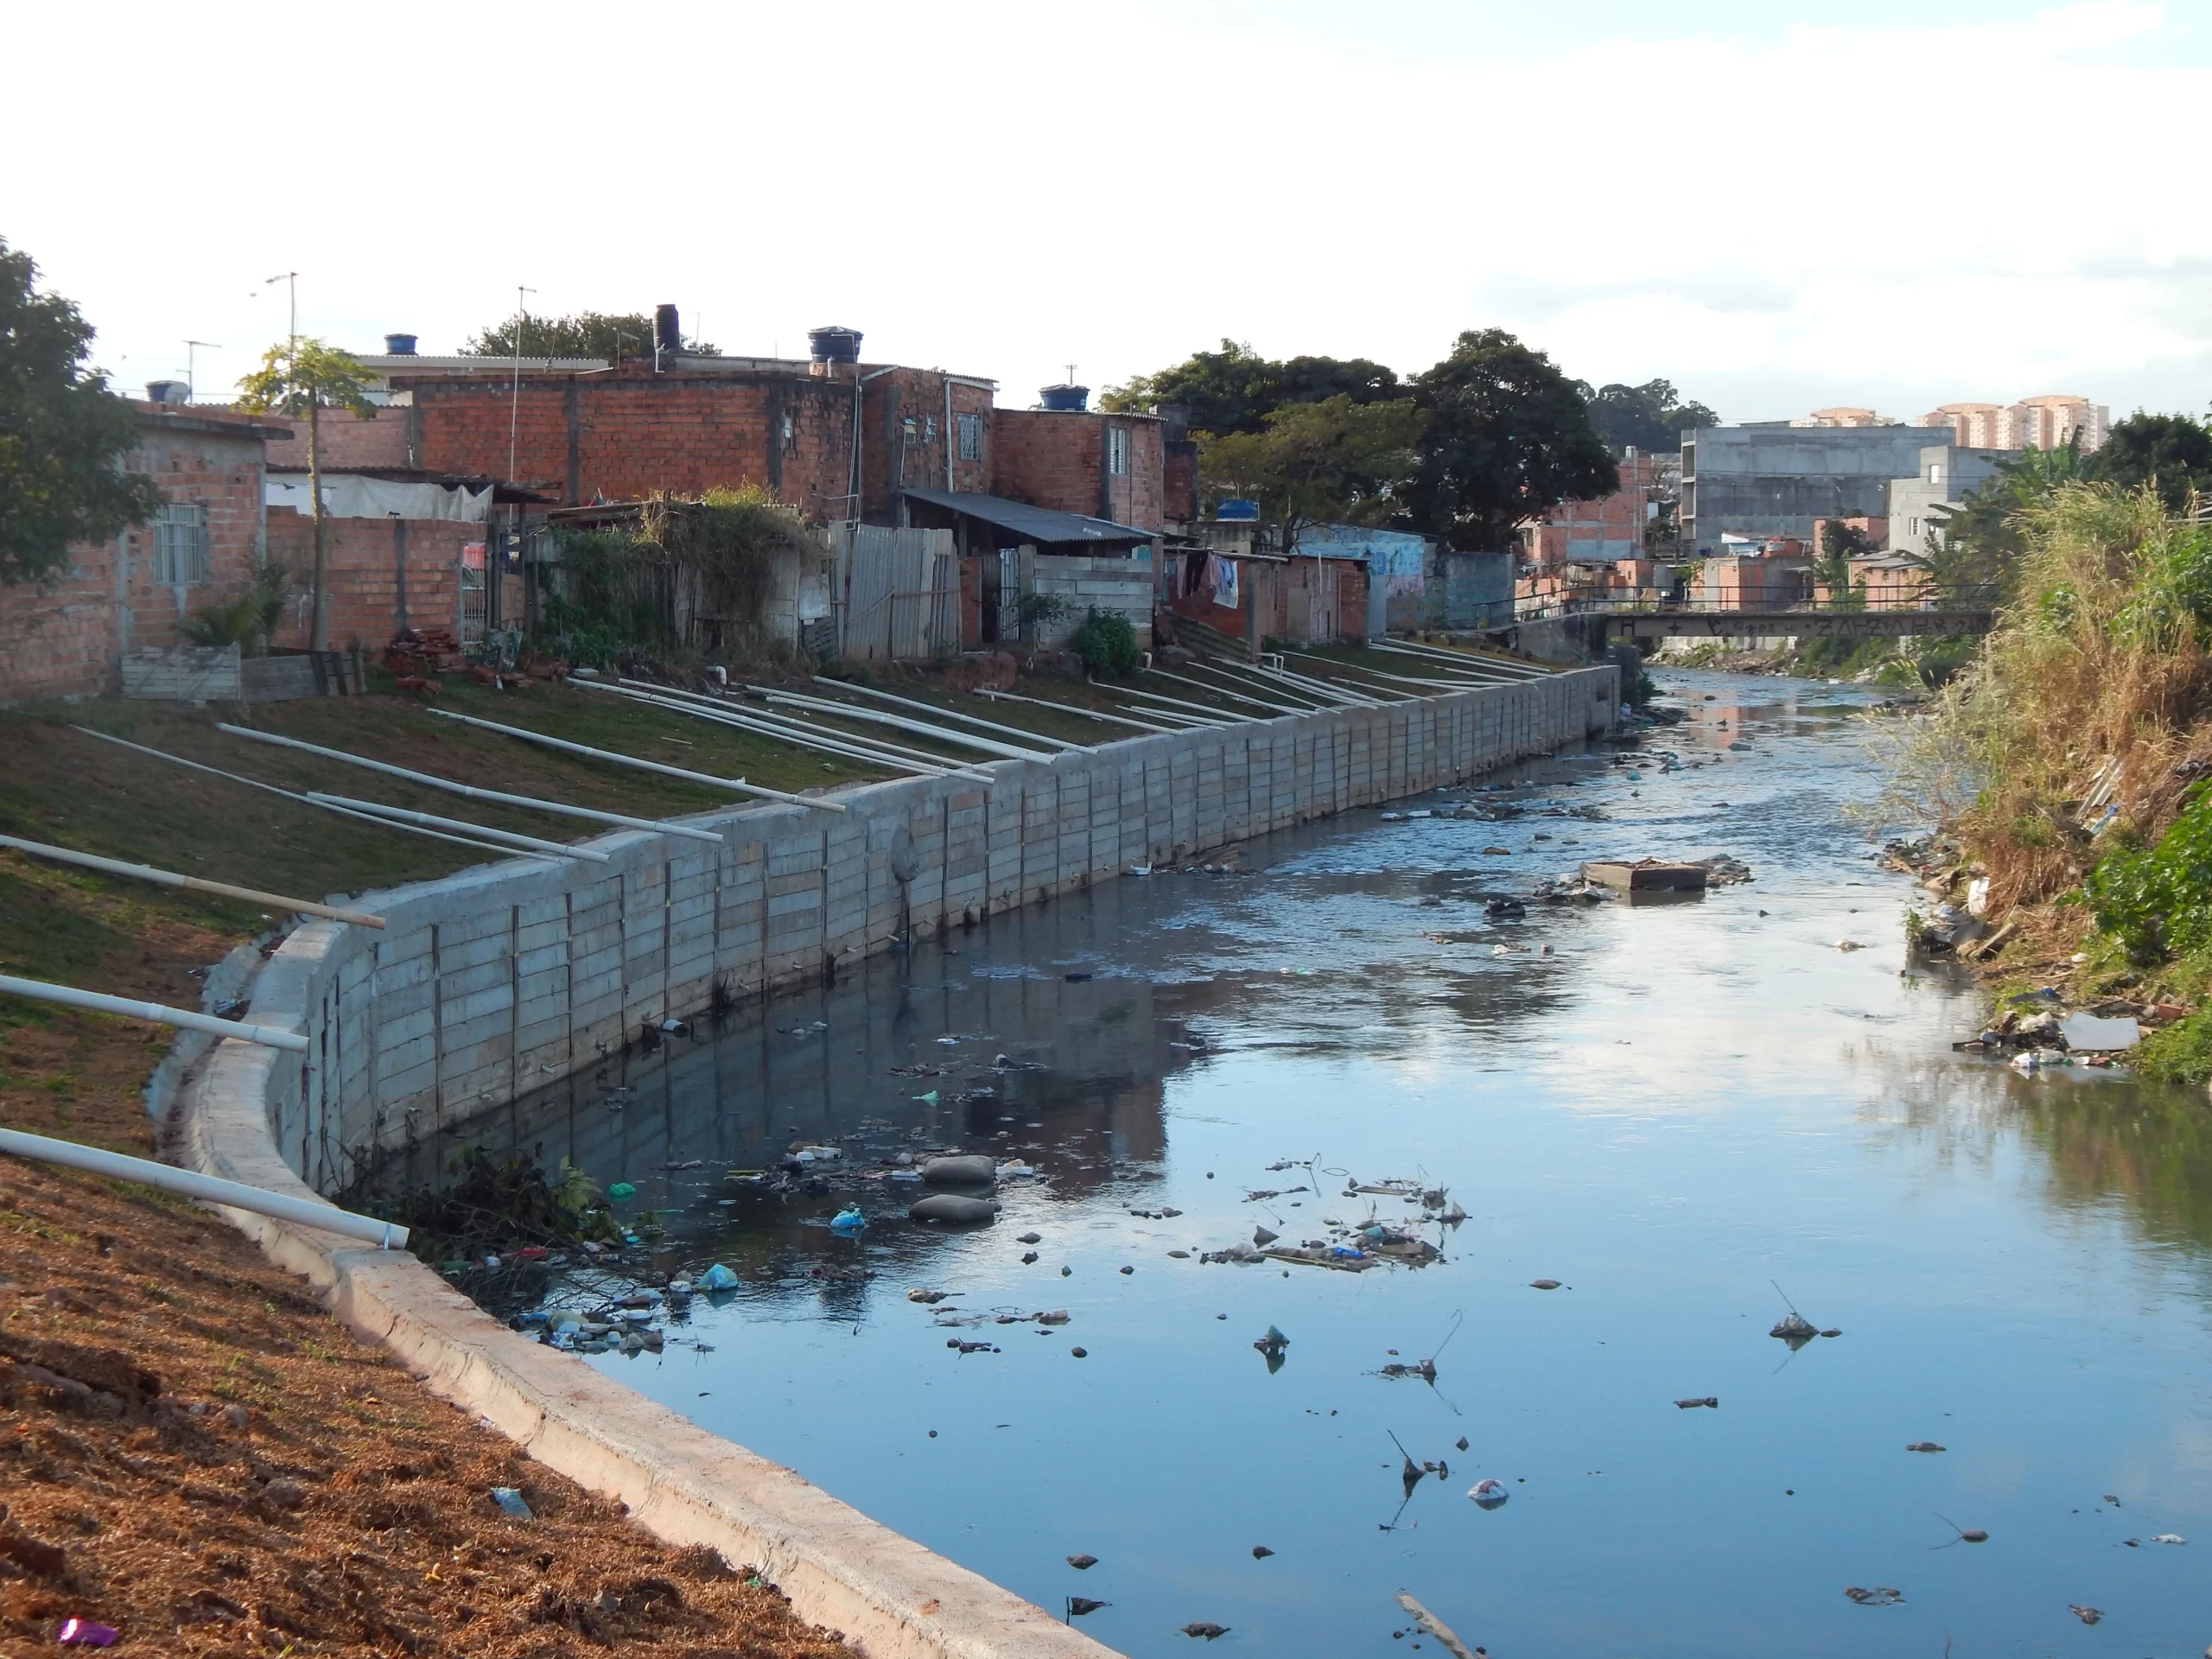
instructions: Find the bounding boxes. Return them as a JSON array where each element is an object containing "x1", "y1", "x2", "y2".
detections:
[
  {"x1": 1107, "y1": 424, "x2": 1130, "y2": 477},
  {"x1": 152, "y1": 502, "x2": 210, "y2": 586},
  {"x1": 957, "y1": 412, "x2": 983, "y2": 461}
]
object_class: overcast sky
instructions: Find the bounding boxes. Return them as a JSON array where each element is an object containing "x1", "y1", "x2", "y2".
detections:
[{"x1": 11, "y1": 0, "x2": 2208, "y2": 427}]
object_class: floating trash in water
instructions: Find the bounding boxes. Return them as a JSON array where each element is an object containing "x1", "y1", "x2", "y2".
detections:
[
  {"x1": 2152, "y1": 1533, "x2": 2187, "y2": 1545},
  {"x1": 830, "y1": 1206, "x2": 865, "y2": 1232},
  {"x1": 1529, "y1": 1278, "x2": 1562, "y2": 1290},
  {"x1": 1251, "y1": 1545, "x2": 1274, "y2": 1560},
  {"x1": 1906, "y1": 1441, "x2": 1945, "y2": 1453},
  {"x1": 1180, "y1": 1622, "x2": 1230, "y2": 1640},
  {"x1": 2068, "y1": 1605, "x2": 2102, "y2": 1625},
  {"x1": 1017, "y1": 1232, "x2": 1043, "y2": 1244},
  {"x1": 907, "y1": 1288, "x2": 950, "y2": 1304},
  {"x1": 1253, "y1": 1325, "x2": 1289, "y2": 1374},
  {"x1": 1066, "y1": 1596, "x2": 1109, "y2": 1618},
  {"x1": 696, "y1": 1262, "x2": 740, "y2": 1292},
  {"x1": 1843, "y1": 1586, "x2": 1904, "y2": 1607},
  {"x1": 1674, "y1": 1396, "x2": 1719, "y2": 1409},
  {"x1": 1067, "y1": 1554, "x2": 1098, "y2": 1570},
  {"x1": 1468, "y1": 1478, "x2": 1509, "y2": 1510}
]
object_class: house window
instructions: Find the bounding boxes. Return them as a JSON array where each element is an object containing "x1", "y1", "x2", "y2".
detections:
[
  {"x1": 152, "y1": 502, "x2": 210, "y2": 586},
  {"x1": 782, "y1": 413, "x2": 797, "y2": 453},
  {"x1": 1929, "y1": 463, "x2": 1943, "y2": 484},
  {"x1": 957, "y1": 412, "x2": 983, "y2": 461},
  {"x1": 1107, "y1": 424, "x2": 1130, "y2": 477}
]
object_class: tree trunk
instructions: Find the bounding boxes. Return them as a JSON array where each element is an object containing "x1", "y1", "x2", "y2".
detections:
[{"x1": 308, "y1": 399, "x2": 328, "y2": 651}]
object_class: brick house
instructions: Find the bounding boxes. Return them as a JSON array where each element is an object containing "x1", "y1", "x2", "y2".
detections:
[{"x1": 0, "y1": 402, "x2": 292, "y2": 702}]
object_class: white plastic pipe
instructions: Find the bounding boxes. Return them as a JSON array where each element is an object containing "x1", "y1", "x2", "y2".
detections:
[
  {"x1": 1105, "y1": 683, "x2": 1253, "y2": 724},
  {"x1": 976, "y1": 688, "x2": 1179, "y2": 734},
  {"x1": 1280, "y1": 650, "x2": 1433, "y2": 696},
  {"x1": 1177, "y1": 660, "x2": 1332, "y2": 709},
  {"x1": 592, "y1": 677, "x2": 996, "y2": 781},
  {"x1": 70, "y1": 728, "x2": 568, "y2": 861},
  {"x1": 0, "y1": 1125, "x2": 408, "y2": 1249},
  {"x1": 0, "y1": 973, "x2": 308, "y2": 1052},
  {"x1": 429, "y1": 709, "x2": 846, "y2": 812},
  {"x1": 1144, "y1": 665, "x2": 1308, "y2": 715},
  {"x1": 748, "y1": 686, "x2": 1052, "y2": 761},
  {"x1": 216, "y1": 725, "x2": 724, "y2": 845},
  {"x1": 812, "y1": 676, "x2": 1089, "y2": 752},
  {"x1": 305, "y1": 794, "x2": 610, "y2": 862},
  {"x1": 0, "y1": 833, "x2": 386, "y2": 928}
]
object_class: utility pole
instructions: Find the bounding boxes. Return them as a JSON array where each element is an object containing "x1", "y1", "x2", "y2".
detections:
[
  {"x1": 184, "y1": 340, "x2": 220, "y2": 399},
  {"x1": 264, "y1": 272, "x2": 297, "y2": 355},
  {"x1": 508, "y1": 284, "x2": 537, "y2": 486}
]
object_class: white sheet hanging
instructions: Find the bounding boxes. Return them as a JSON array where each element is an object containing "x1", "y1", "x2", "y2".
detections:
[{"x1": 265, "y1": 474, "x2": 491, "y2": 523}]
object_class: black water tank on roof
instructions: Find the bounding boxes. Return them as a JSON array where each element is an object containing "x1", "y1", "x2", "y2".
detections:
[{"x1": 808, "y1": 326, "x2": 863, "y2": 364}]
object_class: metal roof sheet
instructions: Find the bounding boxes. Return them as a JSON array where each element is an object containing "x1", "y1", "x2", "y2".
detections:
[{"x1": 899, "y1": 488, "x2": 1155, "y2": 547}]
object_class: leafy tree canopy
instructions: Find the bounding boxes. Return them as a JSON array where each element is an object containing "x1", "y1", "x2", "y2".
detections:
[
  {"x1": 462, "y1": 311, "x2": 718, "y2": 360},
  {"x1": 0, "y1": 238, "x2": 161, "y2": 585},
  {"x1": 1404, "y1": 329, "x2": 1618, "y2": 550},
  {"x1": 235, "y1": 338, "x2": 378, "y2": 425},
  {"x1": 1571, "y1": 377, "x2": 1719, "y2": 455},
  {"x1": 1102, "y1": 339, "x2": 1401, "y2": 434},
  {"x1": 1197, "y1": 395, "x2": 1424, "y2": 548},
  {"x1": 1929, "y1": 438, "x2": 2092, "y2": 595},
  {"x1": 2092, "y1": 412, "x2": 2212, "y2": 512}
]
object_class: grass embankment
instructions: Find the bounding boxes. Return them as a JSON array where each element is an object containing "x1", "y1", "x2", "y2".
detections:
[{"x1": 1881, "y1": 486, "x2": 2212, "y2": 1079}]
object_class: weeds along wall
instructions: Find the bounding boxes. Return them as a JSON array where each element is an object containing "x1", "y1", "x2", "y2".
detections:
[{"x1": 248, "y1": 668, "x2": 1618, "y2": 1195}]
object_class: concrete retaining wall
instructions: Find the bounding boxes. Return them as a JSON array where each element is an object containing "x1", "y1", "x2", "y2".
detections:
[{"x1": 176, "y1": 663, "x2": 1616, "y2": 1658}]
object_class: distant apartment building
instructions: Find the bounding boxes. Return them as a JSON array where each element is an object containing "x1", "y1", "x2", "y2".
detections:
[
  {"x1": 1920, "y1": 395, "x2": 2107, "y2": 454},
  {"x1": 1792, "y1": 407, "x2": 1898, "y2": 429},
  {"x1": 1886, "y1": 444, "x2": 2009, "y2": 555},
  {"x1": 1680, "y1": 423, "x2": 1954, "y2": 554}
]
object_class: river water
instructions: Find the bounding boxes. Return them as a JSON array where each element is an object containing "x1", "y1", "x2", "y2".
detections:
[{"x1": 381, "y1": 670, "x2": 2212, "y2": 1656}]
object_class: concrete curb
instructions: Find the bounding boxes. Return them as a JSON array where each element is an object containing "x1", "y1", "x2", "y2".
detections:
[{"x1": 175, "y1": 1036, "x2": 1120, "y2": 1659}]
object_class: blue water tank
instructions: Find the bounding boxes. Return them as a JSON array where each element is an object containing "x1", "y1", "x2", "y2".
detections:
[
  {"x1": 383, "y1": 333, "x2": 418, "y2": 356},
  {"x1": 1215, "y1": 499, "x2": 1260, "y2": 522},
  {"x1": 1038, "y1": 384, "x2": 1090, "y2": 412}
]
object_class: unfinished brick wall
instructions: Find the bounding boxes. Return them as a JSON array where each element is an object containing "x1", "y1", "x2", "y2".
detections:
[
  {"x1": 0, "y1": 410, "x2": 278, "y2": 702},
  {"x1": 990, "y1": 410, "x2": 1166, "y2": 531},
  {"x1": 264, "y1": 405, "x2": 412, "y2": 469},
  {"x1": 399, "y1": 365, "x2": 994, "y2": 523},
  {"x1": 264, "y1": 510, "x2": 485, "y2": 650}
]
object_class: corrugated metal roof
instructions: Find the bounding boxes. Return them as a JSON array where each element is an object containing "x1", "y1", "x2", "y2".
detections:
[{"x1": 899, "y1": 488, "x2": 1155, "y2": 547}]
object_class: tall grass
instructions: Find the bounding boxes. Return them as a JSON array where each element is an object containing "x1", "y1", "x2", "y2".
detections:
[{"x1": 1877, "y1": 486, "x2": 2212, "y2": 915}]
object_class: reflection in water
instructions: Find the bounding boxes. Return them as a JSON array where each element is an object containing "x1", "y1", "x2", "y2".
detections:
[{"x1": 368, "y1": 674, "x2": 2212, "y2": 1659}]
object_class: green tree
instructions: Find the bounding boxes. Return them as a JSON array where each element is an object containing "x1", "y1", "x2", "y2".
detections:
[
  {"x1": 236, "y1": 339, "x2": 377, "y2": 650},
  {"x1": 2092, "y1": 411, "x2": 2212, "y2": 511},
  {"x1": 1929, "y1": 437, "x2": 2091, "y2": 595},
  {"x1": 1403, "y1": 329, "x2": 1618, "y2": 551},
  {"x1": 0, "y1": 238, "x2": 161, "y2": 585},
  {"x1": 1813, "y1": 520, "x2": 1872, "y2": 609},
  {"x1": 1103, "y1": 339, "x2": 1402, "y2": 433},
  {"x1": 1571, "y1": 377, "x2": 1719, "y2": 455},
  {"x1": 1196, "y1": 395, "x2": 1423, "y2": 553},
  {"x1": 462, "y1": 310, "x2": 718, "y2": 360}
]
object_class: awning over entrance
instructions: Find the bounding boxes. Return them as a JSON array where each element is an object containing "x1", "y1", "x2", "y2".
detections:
[{"x1": 899, "y1": 487, "x2": 1154, "y2": 551}]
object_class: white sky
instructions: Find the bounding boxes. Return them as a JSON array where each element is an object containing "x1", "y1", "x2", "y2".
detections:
[{"x1": 10, "y1": 0, "x2": 2209, "y2": 428}]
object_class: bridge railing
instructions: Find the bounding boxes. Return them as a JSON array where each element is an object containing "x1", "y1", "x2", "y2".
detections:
[{"x1": 1510, "y1": 587, "x2": 1999, "y2": 622}]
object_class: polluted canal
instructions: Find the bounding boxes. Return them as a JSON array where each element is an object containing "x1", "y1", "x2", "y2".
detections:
[{"x1": 371, "y1": 670, "x2": 2212, "y2": 1656}]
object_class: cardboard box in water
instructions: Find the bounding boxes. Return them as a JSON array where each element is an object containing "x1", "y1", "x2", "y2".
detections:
[{"x1": 1581, "y1": 859, "x2": 1707, "y2": 893}]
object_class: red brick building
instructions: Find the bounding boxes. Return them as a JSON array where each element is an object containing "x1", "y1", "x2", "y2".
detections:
[
  {"x1": 988, "y1": 407, "x2": 1166, "y2": 531},
  {"x1": 0, "y1": 404, "x2": 292, "y2": 701},
  {"x1": 386, "y1": 354, "x2": 995, "y2": 524}
]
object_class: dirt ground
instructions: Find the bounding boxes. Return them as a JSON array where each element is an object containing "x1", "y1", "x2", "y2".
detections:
[{"x1": 0, "y1": 1153, "x2": 852, "y2": 1657}]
